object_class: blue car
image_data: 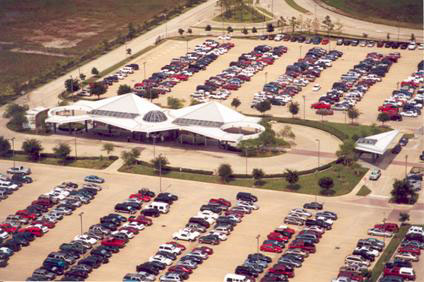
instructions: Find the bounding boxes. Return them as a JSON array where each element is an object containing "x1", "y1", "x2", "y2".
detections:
[{"x1": 84, "y1": 175, "x2": 104, "y2": 183}]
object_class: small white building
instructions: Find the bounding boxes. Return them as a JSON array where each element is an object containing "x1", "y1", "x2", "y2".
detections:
[{"x1": 24, "y1": 106, "x2": 48, "y2": 130}]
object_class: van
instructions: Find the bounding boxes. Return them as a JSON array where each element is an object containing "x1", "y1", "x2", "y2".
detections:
[
  {"x1": 224, "y1": 273, "x2": 252, "y2": 282},
  {"x1": 147, "y1": 202, "x2": 169, "y2": 214}
]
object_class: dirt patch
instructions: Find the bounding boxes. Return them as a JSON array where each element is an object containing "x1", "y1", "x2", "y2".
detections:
[{"x1": 10, "y1": 48, "x2": 70, "y2": 57}]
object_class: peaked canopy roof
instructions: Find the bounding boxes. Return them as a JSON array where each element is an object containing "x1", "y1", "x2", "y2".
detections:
[{"x1": 355, "y1": 130, "x2": 400, "y2": 155}]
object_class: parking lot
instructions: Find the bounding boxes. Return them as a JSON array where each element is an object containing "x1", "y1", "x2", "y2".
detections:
[{"x1": 0, "y1": 160, "x2": 422, "y2": 281}]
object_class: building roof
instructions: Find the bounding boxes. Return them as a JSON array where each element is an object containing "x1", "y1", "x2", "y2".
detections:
[
  {"x1": 46, "y1": 93, "x2": 264, "y2": 144},
  {"x1": 355, "y1": 130, "x2": 400, "y2": 155}
]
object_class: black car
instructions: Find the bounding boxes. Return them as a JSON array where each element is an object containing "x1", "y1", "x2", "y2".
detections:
[
  {"x1": 156, "y1": 251, "x2": 177, "y2": 260},
  {"x1": 140, "y1": 208, "x2": 160, "y2": 217},
  {"x1": 78, "y1": 255, "x2": 103, "y2": 268},
  {"x1": 399, "y1": 137, "x2": 409, "y2": 146},
  {"x1": 189, "y1": 217, "x2": 210, "y2": 228},
  {"x1": 114, "y1": 203, "x2": 136, "y2": 214},
  {"x1": 385, "y1": 259, "x2": 412, "y2": 269},
  {"x1": 352, "y1": 249, "x2": 375, "y2": 261},
  {"x1": 248, "y1": 253, "x2": 272, "y2": 263},
  {"x1": 100, "y1": 222, "x2": 118, "y2": 231},
  {"x1": 32, "y1": 267, "x2": 57, "y2": 280},
  {"x1": 181, "y1": 254, "x2": 203, "y2": 264},
  {"x1": 12, "y1": 234, "x2": 30, "y2": 247},
  {"x1": 303, "y1": 202, "x2": 323, "y2": 210},
  {"x1": 391, "y1": 144, "x2": 401, "y2": 154},
  {"x1": 63, "y1": 268, "x2": 88, "y2": 279},
  {"x1": 90, "y1": 247, "x2": 112, "y2": 259},
  {"x1": 235, "y1": 265, "x2": 259, "y2": 278},
  {"x1": 96, "y1": 245, "x2": 119, "y2": 254},
  {"x1": 420, "y1": 151, "x2": 424, "y2": 161},
  {"x1": 138, "y1": 188, "x2": 155, "y2": 198},
  {"x1": 200, "y1": 204, "x2": 222, "y2": 214},
  {"x1": 3, "y1": 239, "x2": 21, "y2": 252},
  {"x1": 70, "y1": 264, "x2": 93, "y2": 274},
  {"x1": 198, "y1": 235, "x2": 220, "y2": 245},
  {"x1": 262, "y1": 272, "x2": 289, "y2": 281},
  {"x1": 136, "y1": 263, "x2": 160, "y2": 275},
  {"x1": 236, "y1": 192, "x2": 257, "y2": 202}
]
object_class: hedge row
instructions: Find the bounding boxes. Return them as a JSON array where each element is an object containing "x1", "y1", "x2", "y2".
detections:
[
  {"x1": 5, "y1": 150, "x2": 118, "y2": 161},
  {"x1": 136, "y1": 160, "x2": 214, "y2": 175}
]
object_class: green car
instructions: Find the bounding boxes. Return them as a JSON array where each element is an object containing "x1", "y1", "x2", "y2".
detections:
[{"x1": 369, "y1": 168, "x2": 381, "y2": 181}]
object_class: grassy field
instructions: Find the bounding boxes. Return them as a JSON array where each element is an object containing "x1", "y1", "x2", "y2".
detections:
[
  {"x1": 214, "y1": 4, "x2": 271, "y2": 23},
  {"x1": 356, "y1": 185, "x2": 372, "y2": 196},
  {"x1": 285, "y1": 0, "x2": 310, "y2": 14},
  {"x1": 321, "y1": 0, "x2": 423, "y2": 28},
  {"x1": 119, "y1": 163, "x2": 367, "y2": 196},
  {"x1": 0, "y1": 0, "x2": 194, "y2": 102}
]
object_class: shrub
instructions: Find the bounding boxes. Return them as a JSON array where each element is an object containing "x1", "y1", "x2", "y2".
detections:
[
  {"x1": 218, "y1": 163, "x2": 233, "y2": 183},
  {"x1": 22, "y1": 138, "x2": 43, "y2": 160},
  {"x1": 0, "y1": 137, "x2": 11, "y2": 156},
  {"x1": 319, "y1": 176, "x2": 334, "y2": 195},
  {"x1": 53, "y1": 143, "x2": 71, "y2": 161}
]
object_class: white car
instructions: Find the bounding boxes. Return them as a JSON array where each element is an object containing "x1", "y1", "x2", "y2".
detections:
[
  {"x1": 172, "y1": 229, "x2": 200, "y2": 241},
  {"x1": 368, "y1": 228, "x2": 393, "y2": 237},
  {"x1": 209, "y1": 231, "x2": 227, "y2": 241},
  {"x1": 288, "y1": 212, "x2": 308, "y2": 220},
  {"x1": 32, "y1": 224, "x2": 49, "y2": 234},
  {"x1": 122, "y1": 222, "x2": 145, "y2": 231},
  {"x1": 304, "y1": 226, "x2": 325, "y2": 234},
  {"x1": 236, "y1": 201, "x2": 259, "y2": 210},
  {"x1": 198, "y1": 210, "x2": 219, "y2": 219},
  {"x1": 345, "y1": 255, "x2": 370, "y2": 267},
  {"x1": 354, "y1": 247, "x2": 379, "y2": 257},
  {"x1": 112, "y1": 230, "x2": 135, "y2": 239},
  {"x1": 149, "y1": 255, "x2": 172, "y2": 266},
  {"x1": 312, "y1": 84, "x2": 321, "y2": 91},
  {"x1": 400, "y1": 111, "x2": 418, "y2": 117},
  {"x1": 189, "y1": 250, "x2": 209, "y2": 259},
  {"x1": 0, "y1": 230, "x2": 9, "y2": 240},
  {"x1": 192, "y1": 215, "x2": 215, "y2": 225},
  {"x1": 316, "y1": 216, "x2": 333, "y2": 225},
  {"x1": 53, "y1": 207, "x2": 72, "y2": 215},
  {"x1": 395, "y1": 252, "x2": 419, "y2": 262},
  {"x1": 82, "y1": 183, "x2": 102, "y2": 191},
  {"x1": 290, "y1": 209, "x2": 312, "y2": 217},
  {"x1": 74, "y1": 234, "x2": 97, "y2": 245}
]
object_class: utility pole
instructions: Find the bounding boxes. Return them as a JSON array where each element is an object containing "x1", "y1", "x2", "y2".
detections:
[
  {"x1": 10, "y1": 137, "x2": 15, "y2": 168},
  {"x1": 143, "y1": 62, "x2": 146, "y2": 80},
  {"x1": 405, "y1": 155, "x2": 408, "y2": 176},
  {"x1": 159, "y1": 155, "x2": 162, "y2": 193},
  {"x1": 302, "y1": 95, "x2": 306, "y2": 120},
  {"x1": 74, "y1": 135, "x2": 77, "y2": 159},
  {"x1": 78, "y1": 212, "x2": 84, "y2": 235}
]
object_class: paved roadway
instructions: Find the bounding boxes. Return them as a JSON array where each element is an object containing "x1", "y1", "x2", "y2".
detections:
[{"x1": 259, "y1": 0, "x2": 423, "y2": 41}]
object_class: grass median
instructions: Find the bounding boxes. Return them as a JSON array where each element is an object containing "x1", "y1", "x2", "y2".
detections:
[
  {"x1": 285, "y1": 0, "x2": 310, "y2": 14},
  {"x1": 119, "y1": 163, "x2": 367, "y2": 196}
]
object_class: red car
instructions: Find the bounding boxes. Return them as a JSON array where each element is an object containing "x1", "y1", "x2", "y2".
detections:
[
  {"x1": 311, "y1": 102, "x2": 331, "y2": 109},
  {"x1": 32, "y1": 199, "x2": 53, "y2": 207},
  {"x1": 16, "y1": 210, "x2": 37, "y2": 220},
  {"x1": 174, "y1": 74, "x2": 189, "y2": 81},
  {"x1": 224, "y1": 210, "x2": 244, "y2": 217},
  {"x1": 260, "y1": 244, "x2": 283, "y2": 253},
  {"x1": 166, "y1": 241, "x2": 186, "y2": 251},
  {"x1": 168, "y1": 265, "x2": 192, "y2": 274},
  {"x1": 338, "y1": 271, "x2": 364, "y2": 281},
  {"x1": 398, "y1": 246, "x2": 421, "y2": 256},
  {"x1": 209, "y1": 198, "x2": 231, "y2": 207},
  {"x1": 321, "y1": 38, "x2": 329, "y2": 45},
  {"x1": 383, "y1": 267, "x2": 416, "y2": 281},
  {"x1": 267, "y1": 232, "x2": 289, "y2": 242},
  {"x1": 119, "y1": 226, "x2": 139, "y2": 235},
  {"x1": 129, "y1": 194, "x2": 151, "y2": 202},
  {"x1": 223, "y1": 84, "x2": 239, "y2": 91},
  {"x1": 18, "y1": 227, "x2": 43, "y2": 237},
  {"x1": 289, "y1": 242, "x2": 316, "y2": 253},
  {"x1": 0, "y1": 224, "x2": 18, "y2": 233},
  {"x1": 374, "y1": 223, "x2": 399, "y2": 233},
  {"x1": 279, "y1": 227, "x2": 295, "y2": 235},
  {"x1": 32, "y1": 220, "x2": 55, "y2": 229},
  {"x1": 192, "y1": 246, "x2": 213, "y2": 255},
  {"x1": 101, "y1": 237, "x2": 126, "y2": 248},
  {"x1": 128, "y1": 215, "x2": 153, "y2": 226},
  {"x1": 269, "y1": 266, "x2": 294, "y2": 278},
  {"x1": 378, "y1": 105, "x2": 399, "y2": 112}
]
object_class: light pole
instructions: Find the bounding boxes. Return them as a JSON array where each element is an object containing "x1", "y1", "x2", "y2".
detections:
[
  {"x1": 405, "y1": 155, "x2": 408, "y2": 176},
  {"x1": 159, "y1": 155, "x2": 162, "y2": 193},
  {"x1": 256, "y1": 234, "x2": 260, "y2": 253},
  {"x1": 143, "y1": 62, "x2": 147, "y2": 80},
  {"x1": 74, "y1": 135, "x2": 77, "y2": 159},
  {"x1": 10, "y1": 137, "x2": 15, "y2": 168},
  {"x1": 302, "y1": 95, "x2": 306, "y2": 120},
  {"x1": 78, "y1": 212, "x2": 84, "y2": 235},
  {"x1": 186, "y1": 39, "x2": 189, "y2": 54},
  {"x1": 299, "y1": 45, "x2": 303, "y2": 59},
  {"x1": 245, "y1": 148, "x2": 248, "y2": 175},
  {"x1": 315, "y1": 139, "x2": 320, "y2": 169}
]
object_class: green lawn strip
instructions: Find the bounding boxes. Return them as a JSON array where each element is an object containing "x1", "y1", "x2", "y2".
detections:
[
  {"x1": 1, "y1": 153, "x2": 116, "y2": 170},
  {"x1": 285, "y1": 0, "x2": 310, "y2": 14},
  {"x1": 356, "y1": 185, "x2": 372, "y2": 196},
  {"x1": 255, "y1": 6, "x2": 275, "y2": 18},
  {"x1": 368, "y1": 225, "x2": 409, "y2": 282},
  {"x1": 119, "y1": 163, "x2": 367, "y2": 196}
]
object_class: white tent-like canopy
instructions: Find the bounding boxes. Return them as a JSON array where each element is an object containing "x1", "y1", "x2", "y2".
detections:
[
  {"x1": 355, "y1": 129, "x2": 400, "y2": 155},
  {"x1": 46, "y1": 93, "x2": 265, "y2": 144}
]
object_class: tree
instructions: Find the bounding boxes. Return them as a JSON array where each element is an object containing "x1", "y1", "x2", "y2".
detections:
[
  {"x1": 285, "y1": 169, "x2": 299, "y2": 189},
  {"x1": 4, "y1": 103, "x2": 29, "y2": 131},
  {"x1": 277, "y1": 16, "x2": 287, "y2": 33},
  {"x1": 64, "y1": 78, "x2": 80, "y2": 92},
  {"x1": 321, "y1": 15, "x2": 334, "y2": 37},
  {"x1": 319, "y1": 176, "x2": 334, "y2": 195},
  {"x1": 218, "y1": 163, "x2": 233, "y2": 183},
  {"x1": 410, "y1": 33, "x2": 415, "y2": 41},
  {"x1": 334, "y1": 19, "x2": 343, "y2": 35},
  {"x1": 399, "y1": 212, "x2": 410, "y2": 225},
  {"x1": 91, "y1": 67, "x2": 99, "y2": 77},
  {"x1": 126, "y1": 48, "x2": 132, "y2": 56},
  {"x1": 127, "y1": 22, "x2": 136, "y2": 39},
  {"x1": 289, "y1": 102, "x2": 299, "y2": 118},
  {"x1": 167, "y1": 97, "x2": 184, "y2": 109},
  {"x1": 289, "y1": 16, "x2": 299, "y2": 34},
  {"x1": 190, "y1": 99, "x2": 202, "y2": 106},
  {"x1": 347, "y1": 107, "x2": 360, "y2": 124},
  {"x1": 231, "y1": 98, "x2": 241, "y2": 109},
  {"x1": 278, "y1": 125, "x2": 295, "y2": 140},
  {"x1": 242, "y1": 27, "x2": 248, "y2": 35},
  {"x1": 53, "y1": 143, "x2": 71, "y2": 162},
  {"x1": 252, "y1": 27, "x2": 257, "y2": 33},
  {"x1": 391, "y1": 179, "x2": 417, "y2": 204},
  {"x1": 117, "y1": 84, "x2": 132, "y2": 95},
  {"x1": 252, "y1": 168, "x2": 265, "y2": 186},
  {"x1": 79, "y1": 73, "x2": 86, "y2": 81},
  {"x1": 377, "y1": 112, "x2": 390, "y2": 125},
  {"x1": 205, "y1": 24, "x2": 212, "y2": 31},
  {"x1": 336, "y1": 140, "x2": 356, "y2": 166},
  {"x1": 90, "y1": 82, "x2": 107, "y2": 99},
  {"x1": 102, "y1": 39, "x2": 110, "y2": 51},
  {"x1": 227, "y1": 26, "x2": 233, "y2": 33},
  {"x1": 102, "y1": 143, "x2": 114, "y2": 159},
  {"x1": 22, "y1": 138, "x2": 43, "y2": 160},
  {"x1": 303, "y1": 18, "x2": 312, "y2": 34},
  {"x1": 121, "y1": 148, "x2": 140, "y2": 166},
  {"x1": 0, "y1": 137, "x2": 11, "y2": 156},
  {"x1": 178, "y1": 28, "x2": 185, "y2": 36},
  {"x1": 255, "y1": 100, "x2": 271, "y2": 115},
  {"x1": 187, "y1": 28, "x2": 192, "y2": 35},
  {"x1": 151, "y1": 154, "x2": 169, "y2": 171},
  {"x1": 266, "y1": 23, "x2": 274, "y2": 33},
  {"x1": 386, "y1": 33, "x2": 390, "y2": 40}
]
